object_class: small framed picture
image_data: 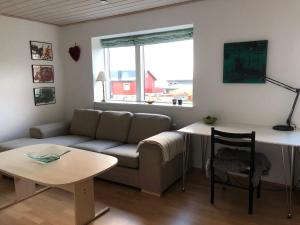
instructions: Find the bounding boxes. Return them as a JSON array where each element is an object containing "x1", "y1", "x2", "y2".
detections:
[
  {"x1": 32, "y1": 65, "x2": 54, "y2": 83},
  {"x1": 30, "y1": 41, "x2": 53, "y2": 61},
  {"x1": 33, "y1": 87, "x2": 56, "y2": 106}
]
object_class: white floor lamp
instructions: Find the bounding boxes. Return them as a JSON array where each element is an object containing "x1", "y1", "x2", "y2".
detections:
[{"x1": 96, "y1": 71, "x2": 106, "y2": 102}]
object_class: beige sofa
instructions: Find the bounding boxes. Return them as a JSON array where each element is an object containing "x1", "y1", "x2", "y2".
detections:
[{"x1": 0, "y1": 109, "x2": 184, "y2": 196}]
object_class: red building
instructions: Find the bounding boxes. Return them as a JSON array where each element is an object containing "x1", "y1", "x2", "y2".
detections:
[{"x1": 111, "y1": 71, "x2": 163, "y2": 96}]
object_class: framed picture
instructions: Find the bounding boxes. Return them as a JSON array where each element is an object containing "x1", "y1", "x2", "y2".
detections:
[
  {"x1": 223, "y1": 40, "x2": 268, "y2": 83},
  {"x1": 30, "y1": 41, "x2": 53, "y2": 61},
  {"x1": 32, "y1": 65, "x2": 54, "y2": 83},
  {"x1": 33, "y1": 87, "x2": 56, "y2": 106}
]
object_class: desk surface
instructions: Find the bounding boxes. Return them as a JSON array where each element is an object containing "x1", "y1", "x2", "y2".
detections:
[
  {"x1": 178, "y1": 121, "x2": 300, "y2": 147},
  {"x1": 0, "y1": 144, "x2": 118, "y2": 186}
]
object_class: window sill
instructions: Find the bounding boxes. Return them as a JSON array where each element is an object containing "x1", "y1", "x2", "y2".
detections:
[{"x1": 94, "y1": 100, "x2": 194, "y2": 108}]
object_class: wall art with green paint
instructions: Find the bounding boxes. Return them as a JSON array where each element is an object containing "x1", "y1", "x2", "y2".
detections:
[{"x1": 223, "y1": 40, "x2": 268, "y2": 83}]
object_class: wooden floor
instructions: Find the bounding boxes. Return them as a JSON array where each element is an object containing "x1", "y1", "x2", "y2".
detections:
[{"x1": 0, "y1": 169, "x2": 299, "y2": 225}]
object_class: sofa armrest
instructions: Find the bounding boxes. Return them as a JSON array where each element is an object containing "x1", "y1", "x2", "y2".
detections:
[
  {"x1": 137, "y1": 131, "x2": 185, "y2": 162},
  {"x1": 138, "y1": 131, "x2": 185, "y2": 195},
  {"x1": 29, "y1": 122, "x2": 70, "y2": 139}
]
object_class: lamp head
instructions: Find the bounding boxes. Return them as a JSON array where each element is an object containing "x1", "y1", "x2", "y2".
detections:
[{"x1": 96, "y1": 71, "x2": 106, "y2": 81}]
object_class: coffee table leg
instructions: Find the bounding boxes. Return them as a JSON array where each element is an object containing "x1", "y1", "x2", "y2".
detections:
[
  {"x1": 74, "y1": 178, "x2": 109, "y2": 225},
  {"x1": 14, "y1": 177, "x2": 36, "y2": 200},
  {"x1": 0, "y1": 177, "x2": 49, "y2": 211}
]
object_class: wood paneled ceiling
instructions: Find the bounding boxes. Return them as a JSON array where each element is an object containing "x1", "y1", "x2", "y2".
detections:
[{"x1": 0, "y1": 0, "x2": 196, "y2": 26}]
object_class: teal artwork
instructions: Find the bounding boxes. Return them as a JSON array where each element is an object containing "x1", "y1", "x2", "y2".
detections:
[{"x1": 223, "y1": 40, "x2": 268, "y2": 83}]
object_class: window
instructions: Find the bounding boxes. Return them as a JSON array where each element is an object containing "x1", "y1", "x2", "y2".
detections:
[
  {"x1": 143, "y1": 40, "x2": 193, "y2": 103},
  {"x1": 101, "y1": 27, "x2": 193, "y2": 105},
  {"x1": 106, "y1": 46, "x2": 136, "y2": 101}
]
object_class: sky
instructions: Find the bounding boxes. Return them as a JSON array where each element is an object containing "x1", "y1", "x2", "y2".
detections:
[{"x1": 109, "y1": 40, "x2": 193, "y2": 81}]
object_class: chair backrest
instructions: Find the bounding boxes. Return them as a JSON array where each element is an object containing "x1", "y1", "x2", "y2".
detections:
[{"x1": 211, "y1": 127, "x2": 256, "y2": 176}]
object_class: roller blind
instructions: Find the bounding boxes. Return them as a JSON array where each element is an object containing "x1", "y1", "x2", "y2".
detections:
[{"x1": 101, "y1": 28, "x2": 193, "y2": 48}]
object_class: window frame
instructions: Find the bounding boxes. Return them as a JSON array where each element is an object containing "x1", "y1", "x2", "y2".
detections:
[{"x1": 103, "y1": 39, "x2": 193, "y2": 105}]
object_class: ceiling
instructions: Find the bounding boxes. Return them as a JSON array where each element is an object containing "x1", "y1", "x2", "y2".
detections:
[{"x1": 0, "y1": 0, "x2": 195, "y2": 26}]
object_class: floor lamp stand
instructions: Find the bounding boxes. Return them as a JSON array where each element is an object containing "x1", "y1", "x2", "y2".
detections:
[{"x1": 102, "y1": 82, "x2": 105, "y2": 102}]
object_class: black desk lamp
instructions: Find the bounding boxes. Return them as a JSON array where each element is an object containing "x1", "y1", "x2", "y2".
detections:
[{"x1": 266, "y1": 77, "x2": 300, "y2": 131}]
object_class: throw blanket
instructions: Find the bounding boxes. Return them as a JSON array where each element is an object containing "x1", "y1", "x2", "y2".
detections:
[
  {"x1": 137, "y1": 131, "x2": 185, "y2": 162},
  {"x1": 206, "y1": 147, "x2": 271, "y2": 186}
]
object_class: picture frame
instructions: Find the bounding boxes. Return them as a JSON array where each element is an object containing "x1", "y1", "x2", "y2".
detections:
[
  {"x1": 33, "y1": 87, "x2": 56, "y2": 106},
  {"x1": 223, "y1": 40, "x2": 268, "y2": 83},
  {"x1": 30, "y1": 41, "x2": 53, "y2": 61},
  {"x1": 32, "y1": 65, "x2": 54, "y2": 83}
]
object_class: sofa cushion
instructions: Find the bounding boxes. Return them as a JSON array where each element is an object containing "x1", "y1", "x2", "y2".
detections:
[
  {"x1": 127, "y1": 113, "x2": 172, "y2": 144},
  {"x1": 70, "y1": 109, "x2": 101, "y2": 138},
  {"x1": 0, "y1": 135, "x2": 91, "y2": 151},
  {"x1": 44, "y1": 135, "x2": 92, "y2": 146},
  {"x1": 0, "y1": 138, "x2": 43, "y2": 151},
  {"x1": 102, "y1": 144, "x2": 139, "y2": 169},
  {"x1": 96, "y1": 111, "x2": 132, "y2": 142},
  {"x1": 72, "y1": 140, "x2": 122, "y2": 153}
]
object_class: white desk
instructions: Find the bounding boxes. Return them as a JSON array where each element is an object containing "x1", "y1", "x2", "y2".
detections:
[
  {"x1": 0, "y1": 144, "x2": 118, "y2": 225},
  {"x1": 178, "y1": 121, "x2": 300, "y2": 218}
]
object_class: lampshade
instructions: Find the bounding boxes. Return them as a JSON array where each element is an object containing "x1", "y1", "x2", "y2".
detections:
[{"x1": 96, "y1": 71, "x2": 106, "y2": 81}]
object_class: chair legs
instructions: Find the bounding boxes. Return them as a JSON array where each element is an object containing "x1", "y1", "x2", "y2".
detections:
[
  {"x1": 210, "y1": 167, "x2": 215, "y2": 204},
  {"x1": 257, "y1": 180, "x2": 261, "y2": 199},
  {"x1": 248, "y1": 177, "x2": 254, "y2": 214},
  {"x1": 210, "y1": 172, "x2": 260, "y2": 214}
]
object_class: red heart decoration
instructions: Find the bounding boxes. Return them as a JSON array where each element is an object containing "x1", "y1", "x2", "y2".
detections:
[{"x1": 69, "y1": 45, "x2": 80, "y2": 62}]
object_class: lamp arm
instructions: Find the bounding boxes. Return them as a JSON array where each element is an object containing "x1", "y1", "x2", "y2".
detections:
[
  {"x1": 266, "y1": 77, "x2": 297, "y2": 93},
  {"x1": 286, "y1": 89, "x2": 300, "y2": 127}
]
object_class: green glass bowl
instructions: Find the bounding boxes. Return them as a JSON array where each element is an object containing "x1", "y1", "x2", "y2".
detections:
[{"x1": 202, "y1": 116, "x2": 217, "y2": 125}]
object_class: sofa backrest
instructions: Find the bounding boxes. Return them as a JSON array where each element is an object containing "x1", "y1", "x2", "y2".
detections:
[
  {"x1": 127, "y1": 113, "x2": 172, "y2": 144},
  {"x1": 70, "y1": 109, "x2": 101, "y2": 138},
  {"x1": 96, "y1": 111, "x2": 133, "y2": 142}
]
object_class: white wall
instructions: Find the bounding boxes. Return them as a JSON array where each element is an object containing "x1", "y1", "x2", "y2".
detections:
[
  {"x1": 0, "y1": 15, "x2": 65, "y2": 141},
  {"x1": 61, "y1": 0, "x2": 300, "y2": 184}
]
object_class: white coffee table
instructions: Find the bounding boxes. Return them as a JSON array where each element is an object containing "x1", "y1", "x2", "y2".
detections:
[{"x1": 0, "y1": 144, "x2": 118, "y2": 225}]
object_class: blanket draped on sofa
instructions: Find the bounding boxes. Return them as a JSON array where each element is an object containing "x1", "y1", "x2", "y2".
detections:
[{"x1": 137, "y1": 131, "x2": 185, "y2": 162}]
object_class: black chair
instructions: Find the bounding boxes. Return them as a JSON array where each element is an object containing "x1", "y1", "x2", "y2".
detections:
[{"x1": 210, "y1": 127, "x2": 264, "y2": 215}]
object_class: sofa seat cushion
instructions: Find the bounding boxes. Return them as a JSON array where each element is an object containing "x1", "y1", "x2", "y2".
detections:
[
  {"x1": 0, "y1": 138, "x2": 43, "y2": 151},
  {"x1": 96, "y1": 111, "x2": 132, "y2": 142},
  {"x1": 127, "y1": 113, "x2": 172, "y2": 144},
  {"x1": 70, "y1": 109, "x2": 102, "y2": 138},
  {"x1": 72, "y1": 140, "x2": 122, "y2": 153},
  {"x1": 0, "y1": 135, "x2": 91, "y2": 151},
  {"x1": 102, "y1": 144, "x2": 139, "y2": 169},
  {"x1": 44, "y1": 135, "x2": 92, "y2": 146}
]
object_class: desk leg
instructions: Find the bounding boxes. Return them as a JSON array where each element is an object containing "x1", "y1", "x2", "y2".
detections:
[
  {"x1": 74, "y1": 178, "x2": 109, "y2": 225},
  {"x1": 282, "y1": 146, "x2": 295, "y2": 219},
  {"x1": 288, "y1": 146, "x2": 295, "y2": 218},
  {"x1": 182, "y1": 133, "x2": 191, "y2": 191},
  {"x1": 201, "y1": 136, "x2": 209, "y2": 173}
]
